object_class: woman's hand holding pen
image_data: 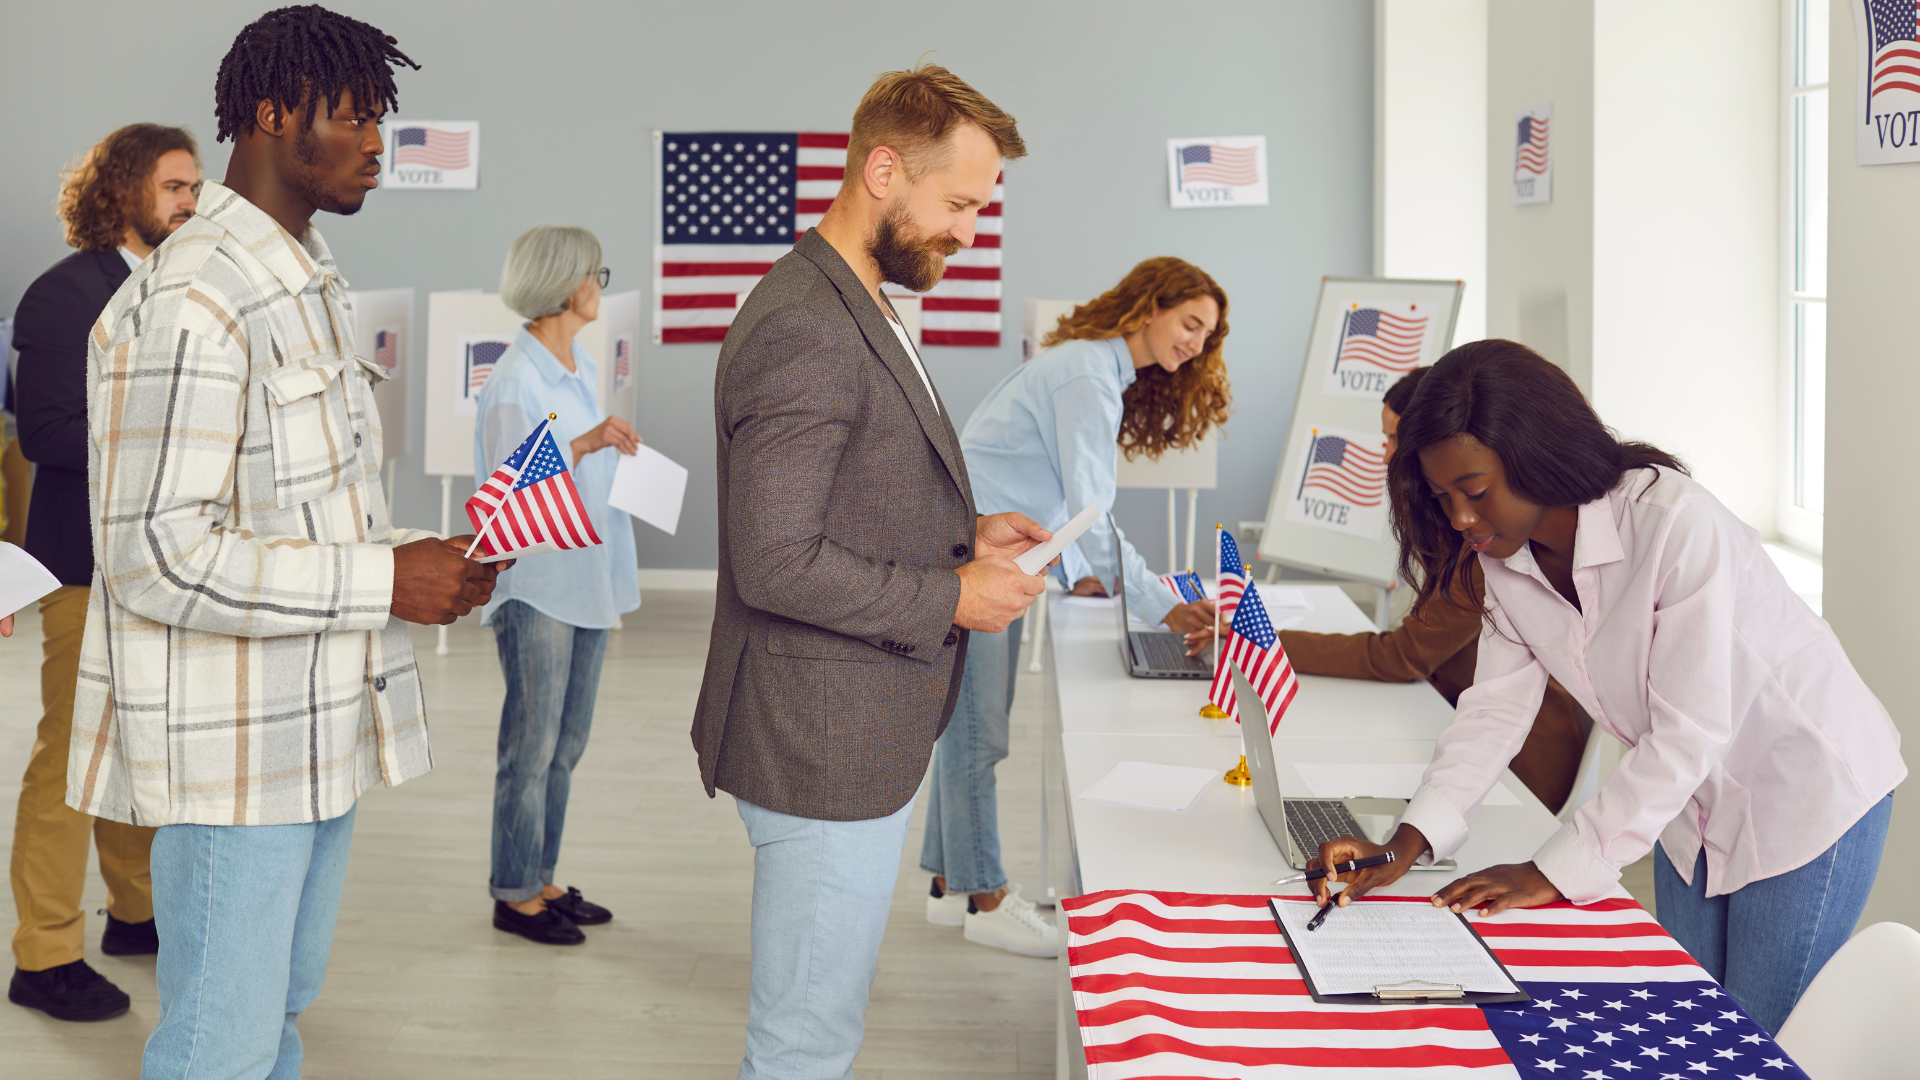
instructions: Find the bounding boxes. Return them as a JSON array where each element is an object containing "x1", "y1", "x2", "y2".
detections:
[
  {"x1": 1310, "y1": 824, "x2": 1429, "y2": 908},
  {"x1": 1431, "y1": 861, "x2": 1563, "y2": 917}
]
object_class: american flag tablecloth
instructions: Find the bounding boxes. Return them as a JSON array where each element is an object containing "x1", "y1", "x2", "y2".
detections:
[{"x1": 1063, "y1": 891, "x2": 1811, "y2": 1079}]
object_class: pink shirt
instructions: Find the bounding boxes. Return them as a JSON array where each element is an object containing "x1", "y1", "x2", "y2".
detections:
[{"x1": 1400, "y1": 467, "x2": 1905, "y2": 903}]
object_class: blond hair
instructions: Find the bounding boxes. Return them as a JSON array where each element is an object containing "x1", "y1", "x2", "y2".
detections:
[
  {"x1": 1043, "y1": 258, "x2": 1233, "y2": 460},
  {"x1": 846, "y1": 62, "x2": 1026, "y2": 180}
]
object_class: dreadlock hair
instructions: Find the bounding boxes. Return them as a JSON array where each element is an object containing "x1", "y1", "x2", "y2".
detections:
[{"x1": 214, "y1": 6, "x2": 418, "y2": 144}]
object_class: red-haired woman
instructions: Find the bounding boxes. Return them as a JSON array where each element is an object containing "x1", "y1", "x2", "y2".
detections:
[
  {"x1": 1312, "y1": 340, "x2": 1903, "y2": 1033},
  {"x1": 920, "y1": 257, "x2": 1232, "y2": 958}
]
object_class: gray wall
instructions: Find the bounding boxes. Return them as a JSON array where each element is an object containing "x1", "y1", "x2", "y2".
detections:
[{"x1": 1, "y1": 0, "x2": 1373, "y2": 572}]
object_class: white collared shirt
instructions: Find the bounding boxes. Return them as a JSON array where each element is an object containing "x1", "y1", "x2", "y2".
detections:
[
  {"x1": 884, "y1": 312, "x2": 938, "y2": 414},
  {"x1": 1399, "y1": 466, "x2": 1905, "y2": 903},
  {"x1": 117, "y1": 245, "x2": 141, "y2": 271}
]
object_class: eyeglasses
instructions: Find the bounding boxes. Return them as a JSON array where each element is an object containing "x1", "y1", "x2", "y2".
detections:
[{"x1": 595, "y1": 267, "x2": 611, "y2": 288}]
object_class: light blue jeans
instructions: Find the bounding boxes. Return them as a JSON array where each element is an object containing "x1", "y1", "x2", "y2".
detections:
[
  {"x1": 143, "y1": 805, "x2": 356, "y2": 1080},
  {"x1": 1654, "y1": 792, "x2": 1893, "y2": 1034},
  {"x1": 917, "y1": 618, "x2": 1020, "y2": 894},
  {"x1": 490, "y1": 600, "x2": 608, "y2": 902},
  {"x1": 734, "y1": 795, "x2": 914, "y2": 1080}
]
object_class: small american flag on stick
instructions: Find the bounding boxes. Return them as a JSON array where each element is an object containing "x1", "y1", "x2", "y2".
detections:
[
  {"x1": 1220, "y1": 572, "x2": 1299, "y2": 735},
  {"x1": 464, "y1": 415, "x2": 602, "y2": 561},
  {"x1": 1204, "y1": 527, "x2": 1250, "y2": 721}
]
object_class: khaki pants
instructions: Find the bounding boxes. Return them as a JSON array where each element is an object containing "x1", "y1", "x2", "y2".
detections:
[{"x1": 9, "y1": 585, "x2": 156, "y2": 971}]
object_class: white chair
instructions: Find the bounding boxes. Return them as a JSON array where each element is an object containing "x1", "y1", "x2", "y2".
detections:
[{"x1": 1774, "y1": 921, "x2": 1920, "y2": 1078}]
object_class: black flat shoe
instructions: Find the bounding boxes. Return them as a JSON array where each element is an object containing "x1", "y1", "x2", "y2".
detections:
[
  {"x1": 546, "y1": 886, "x2": 612, "y2": 926},
  {"x1": 100, "y1": 914, "x2": 159, "y2": 956},
  {"x1": 492, "y1": 901, "x2": 584, "y2": 945},
  {"x1": 9, "y1": 961, "x2": 131, "y2": 1022}
]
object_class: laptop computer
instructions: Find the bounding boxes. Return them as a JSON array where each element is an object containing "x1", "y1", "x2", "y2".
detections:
[
  {"x1": 1112, "y1": 518, "x2": 1211, "y2": 680},
  {"x1": 1230, "y1": 665, "x2": 1454, "y2": 871}
]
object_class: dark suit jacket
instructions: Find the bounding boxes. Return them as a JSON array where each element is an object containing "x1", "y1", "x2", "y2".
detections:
[
  {"x1": 692, "y1": 230, "x2": 977, "y2": 821},
  {"x1": 13, "y1": 248, "x2": 130, "y2": 585}
]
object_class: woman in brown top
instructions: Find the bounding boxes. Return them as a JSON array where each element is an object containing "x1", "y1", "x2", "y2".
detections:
[{"x1": 1275, "y1": 367, "x2": 1591, "y2": 812}]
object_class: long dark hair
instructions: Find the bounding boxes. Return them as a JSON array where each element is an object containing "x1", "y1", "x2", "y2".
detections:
[{"x1": 1391, "y1": 339, "x2": 1686, "y2": 617}]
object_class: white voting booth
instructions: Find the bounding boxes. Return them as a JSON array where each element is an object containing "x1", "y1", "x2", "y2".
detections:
[
  {"x1": 422, "y1": 290, "x2": 640, "y2": 653},
  {"x1": 1258, "y1": 277, "x2": 1462, "y2": 626},
  {"x1": 344, "y1": 289, "x2": 415, "y2": 519}
]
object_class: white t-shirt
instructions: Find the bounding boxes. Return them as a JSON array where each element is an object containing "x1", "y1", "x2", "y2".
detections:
[
  {"x1": 885, "y1": 313, "x2": 939, "y2": 414},
  {"x1": 118, "y1": 246, "x2": 143, "y2": 271}
]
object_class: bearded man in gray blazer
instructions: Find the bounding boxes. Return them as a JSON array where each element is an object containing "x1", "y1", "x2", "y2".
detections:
[{"x1": 692, "y1": 64, "x2": 1040, "y2": 1078}]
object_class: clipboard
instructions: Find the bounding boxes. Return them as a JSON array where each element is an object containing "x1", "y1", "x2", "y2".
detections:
[{"x1": 1268, "y1": 898, "x2": 1532, "y2": 1006}]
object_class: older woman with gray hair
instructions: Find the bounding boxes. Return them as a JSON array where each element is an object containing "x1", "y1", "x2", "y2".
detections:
[{"x1": 473, "y1": 225, "x2": 641, "y2": 945}]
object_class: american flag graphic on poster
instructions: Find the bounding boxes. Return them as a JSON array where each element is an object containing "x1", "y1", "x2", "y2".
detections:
[
  {"x1": 465, "y1": 416, "x2": 603, "y2": 562},
  {"x1": 613, "y1": 333, "x2": 634, "y2": 393},
  {"x1": 1220, "y1": 574, "x2": 1298, "y2": 734},
  {"x1": 1063, "y1": 891, "x2": 1814, "y2": 1078},
  {"x1": 373, "y1": 326, "x2": 400, "y2": 372},
  {"x1": 393, "y1": 126, "x2": 471, "y2": 169},
  {"x1": 652, "y1": 131, "x2": 1004, "y2": 346},
  {"x1": 1333, "y1": 305, "x2": 1428, "y2": 375},
  {"x1": 1856, "y1": 0, "x2": 1920, "y2": 163},
  {"x1": 1204, "y1": 527, "x2": 1249, "y2": 721},
  {"x1": 1514, "y1": 103, "x2": 1552, "y2": 203},
  {"x1": 465, "y1": 339, "x2": 508, "y2": 392},
  {"x1": 1286, "y1": 425, "x2": 1391, "y2": 541},
  {"x1": 1177, "y1": 143, "x2": 1260, "y2": 187}
]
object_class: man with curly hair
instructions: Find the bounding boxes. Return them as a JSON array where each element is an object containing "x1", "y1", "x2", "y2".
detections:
[{"x1": 7, "y1": 122, "x2": 200, "y2": 1024}]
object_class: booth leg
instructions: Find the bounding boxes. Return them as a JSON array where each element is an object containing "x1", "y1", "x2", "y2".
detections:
[
  {"x1": 436, "y1": 474, "x2": 452, "y2": 657},
  {"x1": 1183, "y1": 488, "x2": 1199, "y2": 573},
  {"x1": 1165, "y1": 488, "x2": 1177, "y2": 577}
]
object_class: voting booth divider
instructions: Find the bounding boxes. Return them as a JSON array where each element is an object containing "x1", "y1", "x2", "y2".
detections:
[{"x1": 344, "y1": 289, "x2": 415, "y2": 524}]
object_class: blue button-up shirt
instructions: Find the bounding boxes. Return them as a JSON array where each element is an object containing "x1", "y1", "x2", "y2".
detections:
[
  {"x1": 959, "y1": 336, "x2": 1177, "y2": 627},
  {"x1": 473, "y1": 327, "x2": 639, "y2": 629}
]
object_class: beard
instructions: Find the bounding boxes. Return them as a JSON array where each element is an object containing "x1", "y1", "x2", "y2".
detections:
[
  {"x1": 867, "y1": 203, "x2": 960, "y2": 293},
  {"x1": 131, "y1": 209, "x2": 175, "y2": 249},
  {"x1": 292, "y1": 124, "x2": 367, "y2": 216}
]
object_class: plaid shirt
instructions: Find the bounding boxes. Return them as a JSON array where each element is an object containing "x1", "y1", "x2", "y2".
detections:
[{"x1": 68, "y1": 181, "x2": 436, "y2": 827}]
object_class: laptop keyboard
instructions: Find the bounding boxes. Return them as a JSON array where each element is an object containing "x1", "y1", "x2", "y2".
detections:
[
  {"x1": 1285, "y1": 799, "x2": 1366, "y2": 858},
  {"x1": 1131, "y1": 632, "x2": 1210, "y2": 673}
]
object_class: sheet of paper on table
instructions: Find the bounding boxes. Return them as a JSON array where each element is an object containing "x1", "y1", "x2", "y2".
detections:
[
  {"x1": 1271, "y1": 898, "x2": 1521, "y2": 997},
  {"x1": 1078, "y1": 760, "x2": 1218, "y2": 811},
  {"x1": 1294, "y1": 762, "x2": 1520, "y2": 807},
  {"x1": 1255, "y1": 585, "x2": 1313, "y2": 609},
  {"x1": 0, "y1": 543, "x2": 61, "y2": 618},
  {"x1": 607, "y1": 444, "x2": 689, "y2": 536}
]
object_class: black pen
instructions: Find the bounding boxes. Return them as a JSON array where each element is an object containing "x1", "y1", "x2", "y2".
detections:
[
  {"x1": 1273, "y1": 851, "x2": 1396, "y2": 886},
  {"x1": 1306, "y1": 899, "x2": 1336, "y2": 932}
]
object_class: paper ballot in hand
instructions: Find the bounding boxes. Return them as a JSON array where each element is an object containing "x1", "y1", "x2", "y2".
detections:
[
  {"x1": 607, "y1": 444, "x2": 689, "y2": 536},
  {"x1": 1013, "y1": 503, "x2": 1100, "y2": 576},
  {"x1": 0, "y1": 543, "x2": 62, "y2": 619}
]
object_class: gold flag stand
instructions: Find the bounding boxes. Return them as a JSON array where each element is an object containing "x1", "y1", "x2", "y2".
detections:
[
  {"x1": 1223, "y1": 755, "x2": 1252, "y2": 786},
  {"x1": 1199, "y1": 703, "x2": 1229, "y2": 719}
]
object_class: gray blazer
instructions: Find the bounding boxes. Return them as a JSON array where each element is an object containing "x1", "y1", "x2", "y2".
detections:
[{"x1": 692, "y1": 230, "x2": 978, "y2": 821}]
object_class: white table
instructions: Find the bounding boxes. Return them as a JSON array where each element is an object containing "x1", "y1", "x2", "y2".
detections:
[{"x1": 1039, "y1": 584, "x2": 1565, "y2": 1078}]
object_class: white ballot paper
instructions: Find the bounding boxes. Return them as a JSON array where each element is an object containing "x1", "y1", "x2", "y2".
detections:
[
  {"x1": 0, "y1": 543, "x2": 62, "y2": 618},
  {"x1": 607, "y1": 445, "x2": 689, "y2": 536},
  {"x1": 1255, "y1": 585, "x2": 1313, "y2": 610},
  {"x1": 1271, "y1": 898, "x2": 1521, "y2": 997},
  {"x1": 1295, "y1": 763, "x2": 1520, "y2": 807},
  {"x1": 1014, "y1": 502, "x2": 1100, "y2": 576},
  {"x1": 1079, "y1": 760, "x2": 1217, "y2": 811}
]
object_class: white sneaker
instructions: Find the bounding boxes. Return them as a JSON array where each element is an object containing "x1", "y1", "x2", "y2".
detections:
[
  {"x1": 926, "y1": 881, "x2": 968, "y2": 927},
  {"x1": 963, "y1": 886, "x2": 1060, "y2": 958}
]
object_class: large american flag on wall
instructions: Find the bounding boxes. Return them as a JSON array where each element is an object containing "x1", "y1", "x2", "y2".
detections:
[
  {"x1": 653, "y1": 131, "x2": 1004, "y2": 346},
  {"x1": 1064, "y1": 891, "x2": 1813, "y2": 1078}
]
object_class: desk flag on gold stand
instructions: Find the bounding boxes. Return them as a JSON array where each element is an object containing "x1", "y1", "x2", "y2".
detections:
[{"x1": 1201, "y1": 526, "x2": 1247, "y2": 722}]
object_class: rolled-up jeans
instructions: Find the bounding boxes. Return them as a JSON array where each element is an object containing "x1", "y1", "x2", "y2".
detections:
[
  {"x1": 490, "y1": 599, "x2": 608, "y2": 903},
  {"x1": 917, "y1": 618, "x2": 1021, "y2": 895}
]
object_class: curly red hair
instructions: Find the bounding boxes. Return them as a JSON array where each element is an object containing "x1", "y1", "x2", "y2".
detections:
[
  {"x1": 56, "y1": 124, "x2": 198, "y2": 252},
  {"x1": 1041, "y1": 257, "x2": 1232, "y2": 460}
]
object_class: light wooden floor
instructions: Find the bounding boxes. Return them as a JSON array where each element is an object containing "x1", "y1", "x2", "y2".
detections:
[
  {"x1": 0, "y1": 592, "x2": 1056, "y2": 1078},
  {"x1": 0, "y1": 590, "x2": 1660, "y2": 1076}
]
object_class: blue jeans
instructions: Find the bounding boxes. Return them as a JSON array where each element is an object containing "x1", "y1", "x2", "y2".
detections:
[
  {"x1": 917, "y1": 618, "x2": 1020, "y2": 894},
  {"x1": 143, "y1": 806, "x2": 356, "y2": 1080},
  {"x1": 1654, "y1": 792, "x2": 1893, "y2": 1034},
  {"x1": 490, "y1": 600, "x2": 608, "y2": 902},
  {"x1": 734, "y1": 795, "x2": 914, "y2": 1080}
]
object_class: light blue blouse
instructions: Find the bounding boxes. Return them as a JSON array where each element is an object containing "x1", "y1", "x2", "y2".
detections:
[
  {"x1": 959, "y1": 336, "x2": 1178, "y2": 627},
  {"x1": 472, "y1": 327, "x2": 640, "y2": 629}
]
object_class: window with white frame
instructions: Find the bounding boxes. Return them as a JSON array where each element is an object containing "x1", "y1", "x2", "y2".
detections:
[{"x1": 1780, "y1": 0, "x2": 1827, "y2": 552}]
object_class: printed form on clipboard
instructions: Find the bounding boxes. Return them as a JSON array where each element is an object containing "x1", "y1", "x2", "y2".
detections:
[{"x1": 1269, "y1": 897, "x2": 1530, "y2": 1005}]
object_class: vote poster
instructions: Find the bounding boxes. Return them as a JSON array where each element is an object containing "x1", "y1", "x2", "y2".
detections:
[
  {"x1": 1855, "y1": 1, "x2": 1920, "y2": 164},
  {"x1": 382, "y1": 120, "x2": 480, "y2": 190},
  {"x1": 1283, "y1": 425, "x2": 1390, "y2": 541}
]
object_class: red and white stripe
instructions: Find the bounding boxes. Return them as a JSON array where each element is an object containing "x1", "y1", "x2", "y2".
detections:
[
  {"x1": 1206, "y1": 530, "x2": 1249, "y2": 721},
  {"x1": 1063, "y1": 891, "x2": 1706, "y2": 1078},
  {"x1": 1225, "y1": 626, "x2": 1298, "y2": 735},
  {"x1": 653, "y1": 132, "x2": 1004, "y2": 346}
]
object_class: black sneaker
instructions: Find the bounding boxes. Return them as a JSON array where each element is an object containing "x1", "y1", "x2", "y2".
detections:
[
  {"x1": 545, "y1": 887, "x2": 612, "y2": 926},
  {"x1": 492, "y1": 901, "x2": 584, "y2": 945},
  {"x1": 100, "y1": 914, "x2": 159, "y2": 956},
  {"x1": 9, "y1": 961, "x2": 131, "y2": 1022}
]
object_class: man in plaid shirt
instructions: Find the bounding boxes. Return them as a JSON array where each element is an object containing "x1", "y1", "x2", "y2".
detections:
[{"x1": 66, "y1": 9, "x2": 505, "y2": 1076}]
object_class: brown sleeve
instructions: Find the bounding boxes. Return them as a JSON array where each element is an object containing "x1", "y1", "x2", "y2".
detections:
[{"x1": 1278, "y1": 573, "x2": 1483, "y2": 684}]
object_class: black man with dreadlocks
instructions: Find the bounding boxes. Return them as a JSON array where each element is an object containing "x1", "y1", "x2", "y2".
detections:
[{"x1": 65, "y1": 8, "x2": 507, "y2": 1074}]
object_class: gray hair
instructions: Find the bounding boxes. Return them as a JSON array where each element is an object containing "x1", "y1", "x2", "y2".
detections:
[{"x1": 500, "y1": 225, "x2": 602, "y2": 320}]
